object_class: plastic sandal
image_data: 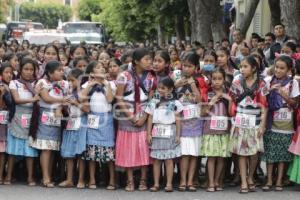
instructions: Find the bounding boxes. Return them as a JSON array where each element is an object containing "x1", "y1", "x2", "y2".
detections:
[
  {"x1": 275, "y1": 185, "x2": 283, "y2": 192},
  {"x1": 187, "y1": 185, "x2": 197, "y2": 192},
  {"x1": 150, "y1": 186, "x2": 160, "y2": 192},
  {"x1": 164, "y1": 186, "x2": 173, "y2": 192},
  {"x1": 138, "y1": 179, "x2": 148, "y2": 191},
  {"x1": 178, "y1": 185, "x2": 186, "y2": 192},
  {"x1": 206, "y1": 187, "x2": 215, "y2": 192},
  {"x1": 58, "y1": 181, "x2": 74, "y2": 188},
  {"x1": 125, "y1": 180, "x2": 134, "y2": 192},
  {"x1": 262, "y1": 184, "x2": 272, "y2": 192},
  {"x1": 106, "y1": 185, "x2": 116, "y2": 190},
  {"x1": 239, "y1": 187, "x2": 249, "y2": 194}
]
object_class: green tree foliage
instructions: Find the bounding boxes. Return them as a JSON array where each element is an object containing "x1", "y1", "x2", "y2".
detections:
[
  {"x1": 93, "y1": 0, "x2": 189, "y2": 42},
  {"x1": 0, "y1": 0, "x2": 14, "y2": 23},
  {"x1": 78, "y1": 0, "x2": 102, "y2": 21},
  {"x1": 19, "y1": 3, "x2": 72, "y2": 28}
]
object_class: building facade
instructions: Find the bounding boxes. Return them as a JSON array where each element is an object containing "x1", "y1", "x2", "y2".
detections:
[{"x1": 234, "y1": 0, "x2": 272, "y2": 38}]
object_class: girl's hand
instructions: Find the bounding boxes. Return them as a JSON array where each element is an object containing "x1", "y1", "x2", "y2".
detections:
[
  {"x1": 129, "y1": 115, "x2": 138, "y2": 124},
  {"x1": 88, "y1": 80, "x2": 98, "y2": 88},
  {"x1": 0, "y1": 85, "x2": 6, "y2": 95},
  {"x1": 222, "y1": 93, "x2": 232, "y2": 101},
  {"x1": 257, "y1": 126, "x2": 266, "y2": 138},
  {"x1": 35, "y1": 82, "x2": 43, "y2": 94},
  {"x1": 187, "y1": 77, "x2": 195, "y2": 85},
  {"x1": 278, "y1": 86, "x2": 289, "y2": 97},
  {"x1": 176, "y1": 78, "x2": 188, "y2": 87},
  {"x1": 147, "y1": 134, "x2": 152, "y2": 145},
  {"x1": 134, "y1": 117, "x2": 146, "y2": 127},
  {"x1": 32, "y1": 94, "x2": 40, "y2": 102},
  {"x1": 270, "y1": 83, "x2": 281, "y2": 91},
  {"x1": 209, "y1": 94, "x2": 221, "y2": 105},
  {"x1": 69, "y1": 98, "x2": 78, "y2": 106},
  {"x1": 103, "y1": 79, "x2": 110, "y2": 87},
  {"x1": 62, "y1": 96, "x2": 72, "y2": 105},
  {"x1": 175, "y1": 135, "x2": 180, "y2": 144}
]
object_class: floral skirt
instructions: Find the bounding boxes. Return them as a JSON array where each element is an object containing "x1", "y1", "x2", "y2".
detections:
[
  {"x1": 230, "y1": 126, "x2": 264, "y2": 156},
  {"x1": 201, "y1": 134, "x2": 230, "y2": 157},
  {"x1": 29, "y1": 137, "x2": 60, "y2": 151},
  {"x1": 150, "y1": 144, "x2": 181, "y2": 160},
  {"x1": 261, "y1": 131, "x2": 293, "y2": 163},
  {"x1": 82, "y1": 145, "x2": 114, "y2": 162}
]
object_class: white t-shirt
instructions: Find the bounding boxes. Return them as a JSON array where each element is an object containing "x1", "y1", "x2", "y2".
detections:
[
  {"x1": 145, "y1": 100, "x2": 183, "y2": 124},
  {"x1": 9, "y1": 80, "x2": 35, "y2": 107},
  {"x1": 37, "y1": 79, "x2": 69, "y2": 109},
  {"x1": 82, "y1": 81, "x2": 115, "y2": 113}
]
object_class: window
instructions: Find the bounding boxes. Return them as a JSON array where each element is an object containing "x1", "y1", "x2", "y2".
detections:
[{"x1": 64, "y1": 0, "x2": 71, "y2": 6}]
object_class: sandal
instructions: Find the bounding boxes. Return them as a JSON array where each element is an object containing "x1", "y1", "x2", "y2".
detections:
[
  {"x1": 164, "y1": 186, "x2": 173, "y2": 192},
  {"x1": 215, "y1": 187, "x2": 224, "y2": 191},
  {"x1": 187, "y1": 185, "x2": 197, "y2": 192},
  {"x1": 206, "y1": 187, "x2": 215, "y2": 192},
  {"x1": 275, "y1": 185, "x2": 283, "y2": 192},
  {"x1": 3, "y1": 179, "x2": 11, "y2": 185},
  {"x1": 248, "y1": 184, "x2": 256, "y2": 192},
  {"x1": 58, "y1": 181, "x2": 74, "y2": 188},
  {"x1": 88, "y1": 184, "x2": 97, "y2": 189},
  {"x1": 178, "y1": 185, "x2": 186, "y2": 192},
  {"x1": 106, "y1": 185, "x2": 116, "y2": 190},
  {"x1": 28, "y1": 181, "x2": 37, "y2": 187},
  {"x1": 76, "y1": 182, "x2": 86, "y2": 189},
  {"x1": 42, "y1": 181, "x2": 55, "y2": 188},
  {"x1": 138, "y1": 179, "x2": 148, "y2": 191},
  {"x1": 262, "y1": 184, "x2": 272, "y2": 192},
  {"x1": 150, "y1": 185, "x2": 160, "y2": 192},
  {"x1": 125, "y1": 180, "x2": 134, "y2": 192},
  {"x1": 239, "y1": 187, "x2": 249, "y2": 194}
]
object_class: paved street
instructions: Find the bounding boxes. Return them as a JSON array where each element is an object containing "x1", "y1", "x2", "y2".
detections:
[{"x1": 1, "y1": 184, "x2": 300, "y2": 200}]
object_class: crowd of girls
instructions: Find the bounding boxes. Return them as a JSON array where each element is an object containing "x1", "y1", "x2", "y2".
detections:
[{"x1": 0, "y1": 30, "x2": 299, "y2": 194}]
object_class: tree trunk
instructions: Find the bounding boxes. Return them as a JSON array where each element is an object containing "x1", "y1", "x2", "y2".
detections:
[
  {"x1": 175, "y1": 15, "x2": 186, "y2": 42},
  {"x1": 268, "y1": 0, "x2": 281, "y2": 27},
  {"x1": 187, "y1": 0, "x2": 213, "y2": 44},
  {"x1": 210, "y1": 0, "x2": 226, "y2": 43},
  {"x1": 237, "y1": 0, "x2": 260, "y2": 36},
  {"x1": 280, "y1": 0, "x2": 300, "y2": 39},
  {"x1": 157, "y1": 23, "x2": 163, "y2": 47}
]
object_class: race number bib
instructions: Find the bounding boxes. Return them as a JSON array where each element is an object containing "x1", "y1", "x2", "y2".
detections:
[
  {"x1": 21, "y1": 114, "x2": 32, "y2": 128},
  {"x1": 66, "y1": 117, "x2": 81, "y2": 131},
  {"x1": 41, "y1": 112, "x2": 61, "y2": 127},
  {"x1": 87, "y1": 114, "x2": 100, "y2": 129},
  {"x1": 235, "y1": 113, "x2": 256, "y2": 128},
  {"x1": 183, "y1": 105, "x2": 200, "y2": 120},
  {"x1": 273, "y1": 108, "x2": 292, "y2": 122},
  {"x1": 210, "y1": 116, "x2": 228, "y2": 130},
  {"x1": 152, "y1": 124, "x2": 172, "y2": 138},
  {"x1": 0, "y1": 111, "x2": 8, "y2": 125}
]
